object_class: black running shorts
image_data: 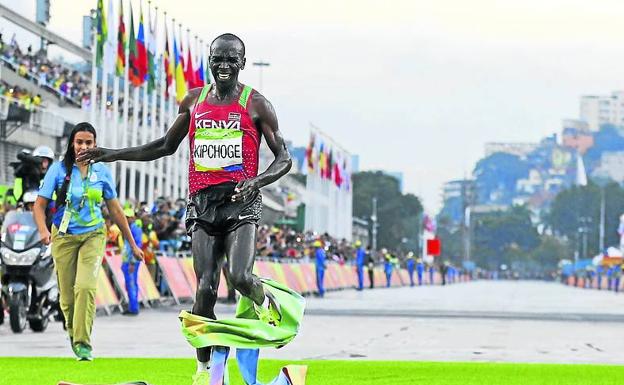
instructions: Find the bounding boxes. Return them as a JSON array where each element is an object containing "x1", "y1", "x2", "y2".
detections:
[{"x1": 185, "y1": 182, "x2": 262, "y2": 236}]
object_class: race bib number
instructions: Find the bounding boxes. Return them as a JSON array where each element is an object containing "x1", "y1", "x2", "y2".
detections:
[{"x1": 193, "y1": 129, "x2": 243, "y2": 171}]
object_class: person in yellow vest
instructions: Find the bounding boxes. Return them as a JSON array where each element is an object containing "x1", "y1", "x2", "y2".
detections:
[{"x1": 140, "y1": 214, "x2": 160, "y2": 282}]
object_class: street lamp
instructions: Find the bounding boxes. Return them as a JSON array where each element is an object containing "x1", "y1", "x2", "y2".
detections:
[
  {"x1": 371, "y1": 197, "x2": 378, "y2": 252},
  {"x1": 252, "y1": 61, "x2": 270, "y2": 92}
]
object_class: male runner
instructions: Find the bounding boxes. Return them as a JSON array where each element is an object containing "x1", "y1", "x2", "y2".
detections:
[{"x1": 78, "y1": 33, "x2": 292, "y2": 384}]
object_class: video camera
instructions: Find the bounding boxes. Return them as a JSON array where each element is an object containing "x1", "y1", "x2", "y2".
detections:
[{"x1": 9, "y1": 150, "x2": 44, "y2": 193}]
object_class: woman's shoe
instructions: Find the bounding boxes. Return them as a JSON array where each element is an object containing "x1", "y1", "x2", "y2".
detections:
[{"x1": 75, "y1": 344, "x2": 93, "y2": 361}]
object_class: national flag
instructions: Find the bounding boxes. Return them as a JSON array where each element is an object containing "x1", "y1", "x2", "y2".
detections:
[
  {"x1": 128, "y1": 4, "x2": 141, "y2": 86},
  {"x1": 333, "y1": 158, "x2": 343, "y2": 187},
  {"x1": 96, "y1": 0, "x2": 107, "y2": 67},
  {"x1": 318, "y1": 142, "x2": 327, "y2": 178},
  {"x1": 163, "y1": 24, "x2": 173, "y2": 97},
  {"x1": 423, "y1": 214, "x2": 437, "y2": 233},
  {"x1": 305, "y1": 135, "x2": 315, "y2": 172},
  {"x1": 174, "y1": 34, "x2": 188, "y2": 102},
  {"x1": 146, "y1": 9, "x2": 156, "y2": 93},
  {"x1": 104, "y1": 0, "x2": 117, "y2": 75},
  {"x1": 136, "y1": 8, "x2": 148, "y2": 82},
  {"x1": 196, "y1": 55, "x2": 206, "y2": 87},
  {"x1": 115, "y1": 0, "x2": 126, "y2": 77},
  {"x1": 185, "y1": 42, "x2": 198, "y2": 88},
  {"x1": 343, "y1": 159, "x2": 350, "y2": 191}
]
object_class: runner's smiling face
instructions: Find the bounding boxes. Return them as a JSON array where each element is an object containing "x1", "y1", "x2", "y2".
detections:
[{"x1": 209, "y1": 39, "x2": 245, "y2": 87}]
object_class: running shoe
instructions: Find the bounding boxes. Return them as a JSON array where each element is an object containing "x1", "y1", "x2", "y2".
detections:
[{"x1": 75, "y1": 344, "x2": 93, "y2": 361}]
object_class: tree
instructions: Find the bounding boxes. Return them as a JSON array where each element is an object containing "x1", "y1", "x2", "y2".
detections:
[
  {"x1": 472, "y1": 205, "x2": 539, "y2": 269},
  {"x1": 352, "y1": 171, "x2": 423, "y2": 250},
  {"x1": 547, "y1": 182, "x2": 624, "y2": 257},
  {"x1": 528, "y1": 236, "x2": 572, "y2": 274},
  {"x1": 436, "y1": 216, "x2": 463, "y2": 263}
]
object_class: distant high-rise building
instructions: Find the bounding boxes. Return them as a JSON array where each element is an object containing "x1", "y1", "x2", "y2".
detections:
[
  {"x1": 580, "y1": 91, "x2": 624, "y2": 131},
  {"x1": 351, "y1": 154, "x2": 360, "y2": 173}
]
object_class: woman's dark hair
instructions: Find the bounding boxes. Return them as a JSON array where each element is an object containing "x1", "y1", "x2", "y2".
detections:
[{"x1": 55, "y1": 122, "x2": 97, "y2": 208}]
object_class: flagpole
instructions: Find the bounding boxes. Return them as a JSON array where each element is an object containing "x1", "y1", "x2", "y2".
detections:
[
  {"x1": 138, "y1": 1, "x2": 151, "y2": 203},
  {"x1": 110, "y1": 0, "x2": 119, "y2": 183},
  {"x1": 120, "y1": 0, "x2": 130, "y2": 202},
  {"x1": 89, "y1": 8, "x2": 98, "y2": 126},
  {"x1": 173, "y1": 22, "x2": 183, "y2": 199},
  {"x1": 156, "y1": 12, "x2": 167, "y2": 199},
  {"x1": 129, "y1": 1, "x2": 139, "y2": 203},
  {"x1": 168, "y1": 17, "x2": 176, "y2": 199},
  {"x1": 147, "y1": 4, "x2": 158, "y2": 205}
]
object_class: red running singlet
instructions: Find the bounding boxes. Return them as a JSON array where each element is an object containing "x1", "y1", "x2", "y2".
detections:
[{"x1": 188, "y1": 84, "x2": 261, "y2": 196}]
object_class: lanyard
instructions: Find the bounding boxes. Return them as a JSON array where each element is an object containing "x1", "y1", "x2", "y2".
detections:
[{"x1": 66, "y1": 165, "x2": 91, "y2": 210}]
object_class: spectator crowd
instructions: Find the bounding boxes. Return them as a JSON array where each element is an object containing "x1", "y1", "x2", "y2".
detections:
[{"x1": 0, "y1": 33, "x2": 91, "y2": 107}]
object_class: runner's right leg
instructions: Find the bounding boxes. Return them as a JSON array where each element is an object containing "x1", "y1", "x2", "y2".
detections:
[{"x1": 192, "y1": 227, "x2": 225, "y2": 363}]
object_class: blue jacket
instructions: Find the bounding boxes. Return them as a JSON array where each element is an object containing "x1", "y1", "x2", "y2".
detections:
[
  {"x1": 123, "y1": 222, "x2": 143, "y2": 263},
  {"x1": 356, "y1": 247, "x2": 365, "y2": 267},
  {"x1": 315, "y1": 248, "x2": 326, "y2": 269}
]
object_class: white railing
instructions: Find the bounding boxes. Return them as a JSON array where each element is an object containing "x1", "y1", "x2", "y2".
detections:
[{"x1": 0, "y1": 95, "x2": 65, "y2": 137}]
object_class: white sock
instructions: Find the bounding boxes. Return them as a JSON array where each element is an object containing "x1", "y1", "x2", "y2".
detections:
[{"x1": 197, "y1": 360, "x2": 210, "y2": 372}]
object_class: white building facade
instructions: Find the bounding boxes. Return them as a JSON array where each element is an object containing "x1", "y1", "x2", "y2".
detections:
[{"x1": 580, "y1": 91, "x2": 624, "y2": 131}]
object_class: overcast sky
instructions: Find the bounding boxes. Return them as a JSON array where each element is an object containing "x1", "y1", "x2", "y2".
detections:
[{"x1": 3, "y1": 0, "x2": 624, "y2": 212}]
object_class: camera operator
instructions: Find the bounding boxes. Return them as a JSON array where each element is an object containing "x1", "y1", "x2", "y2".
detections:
[{"x1": 10, "y1": 146, "x2": 55, "y2": 203}]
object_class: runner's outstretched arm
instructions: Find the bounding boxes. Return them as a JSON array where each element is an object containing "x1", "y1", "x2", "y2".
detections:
[
  {"x1": 231, "y1": 93, "x2": 292, "y2": 202},
  {"x1": 76, "y1": 90, "x2": 200, "y2": 164}
]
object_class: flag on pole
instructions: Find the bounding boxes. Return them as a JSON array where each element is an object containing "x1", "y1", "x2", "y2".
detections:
[
  {"x1": 115, "y1": 0, "x2": 126, "y2": 77},
  {"x1": 174, "y1": 33, "x2": 188, "y2": 102},
  {"x1": 146, "y1": 8, "x2": 156, "y2": 93},
  {"x1": 96, "y1": 0, "x2": 107, "y2": 67},
  {"x1": 163, "y1": 22, "x2": 173, "y2": 97},
  {"x1": 196, "y1": 54, "x2": 205, "y2": 87},
  {"x1": 185, "y1": 39, "x2": 197, "y2": 88},
  {"x1": 576, "y1": 151, "x2": 588, "y2": 187},
  {"x1": 136, "y1": 8, "x2": 148, "y2": 82},
  {"x1": 103, "y1": 0, "x2": 116, "y2": 75},
  {"x1": 128, "y1": 4, "x2": 141, "y2": 86},
  {"x1": 305, "y1": 134, "x2": 315, "y2": 173}
]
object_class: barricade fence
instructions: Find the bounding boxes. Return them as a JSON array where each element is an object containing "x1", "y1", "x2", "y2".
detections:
[
  {"x1": 564, "y1": 275, "x2": 624, "y2": 291},
  {"x1": 95, "y1": 247, "x2": 471, "y2": 314}
]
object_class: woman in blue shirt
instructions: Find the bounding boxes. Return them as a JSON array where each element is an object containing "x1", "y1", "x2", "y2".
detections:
[{"x1": 33, "y1": 122, "x2": 143, "y2": 361}]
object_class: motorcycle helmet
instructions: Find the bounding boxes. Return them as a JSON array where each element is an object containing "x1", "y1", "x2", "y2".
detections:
[{"x1": 33, "y1": 146, "x2": 55, "y2": 162}]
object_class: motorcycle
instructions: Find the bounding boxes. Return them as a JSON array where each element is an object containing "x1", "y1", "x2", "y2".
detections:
[{"x1": 0, "y1": 208, "x2": 61, "y2": 333}]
